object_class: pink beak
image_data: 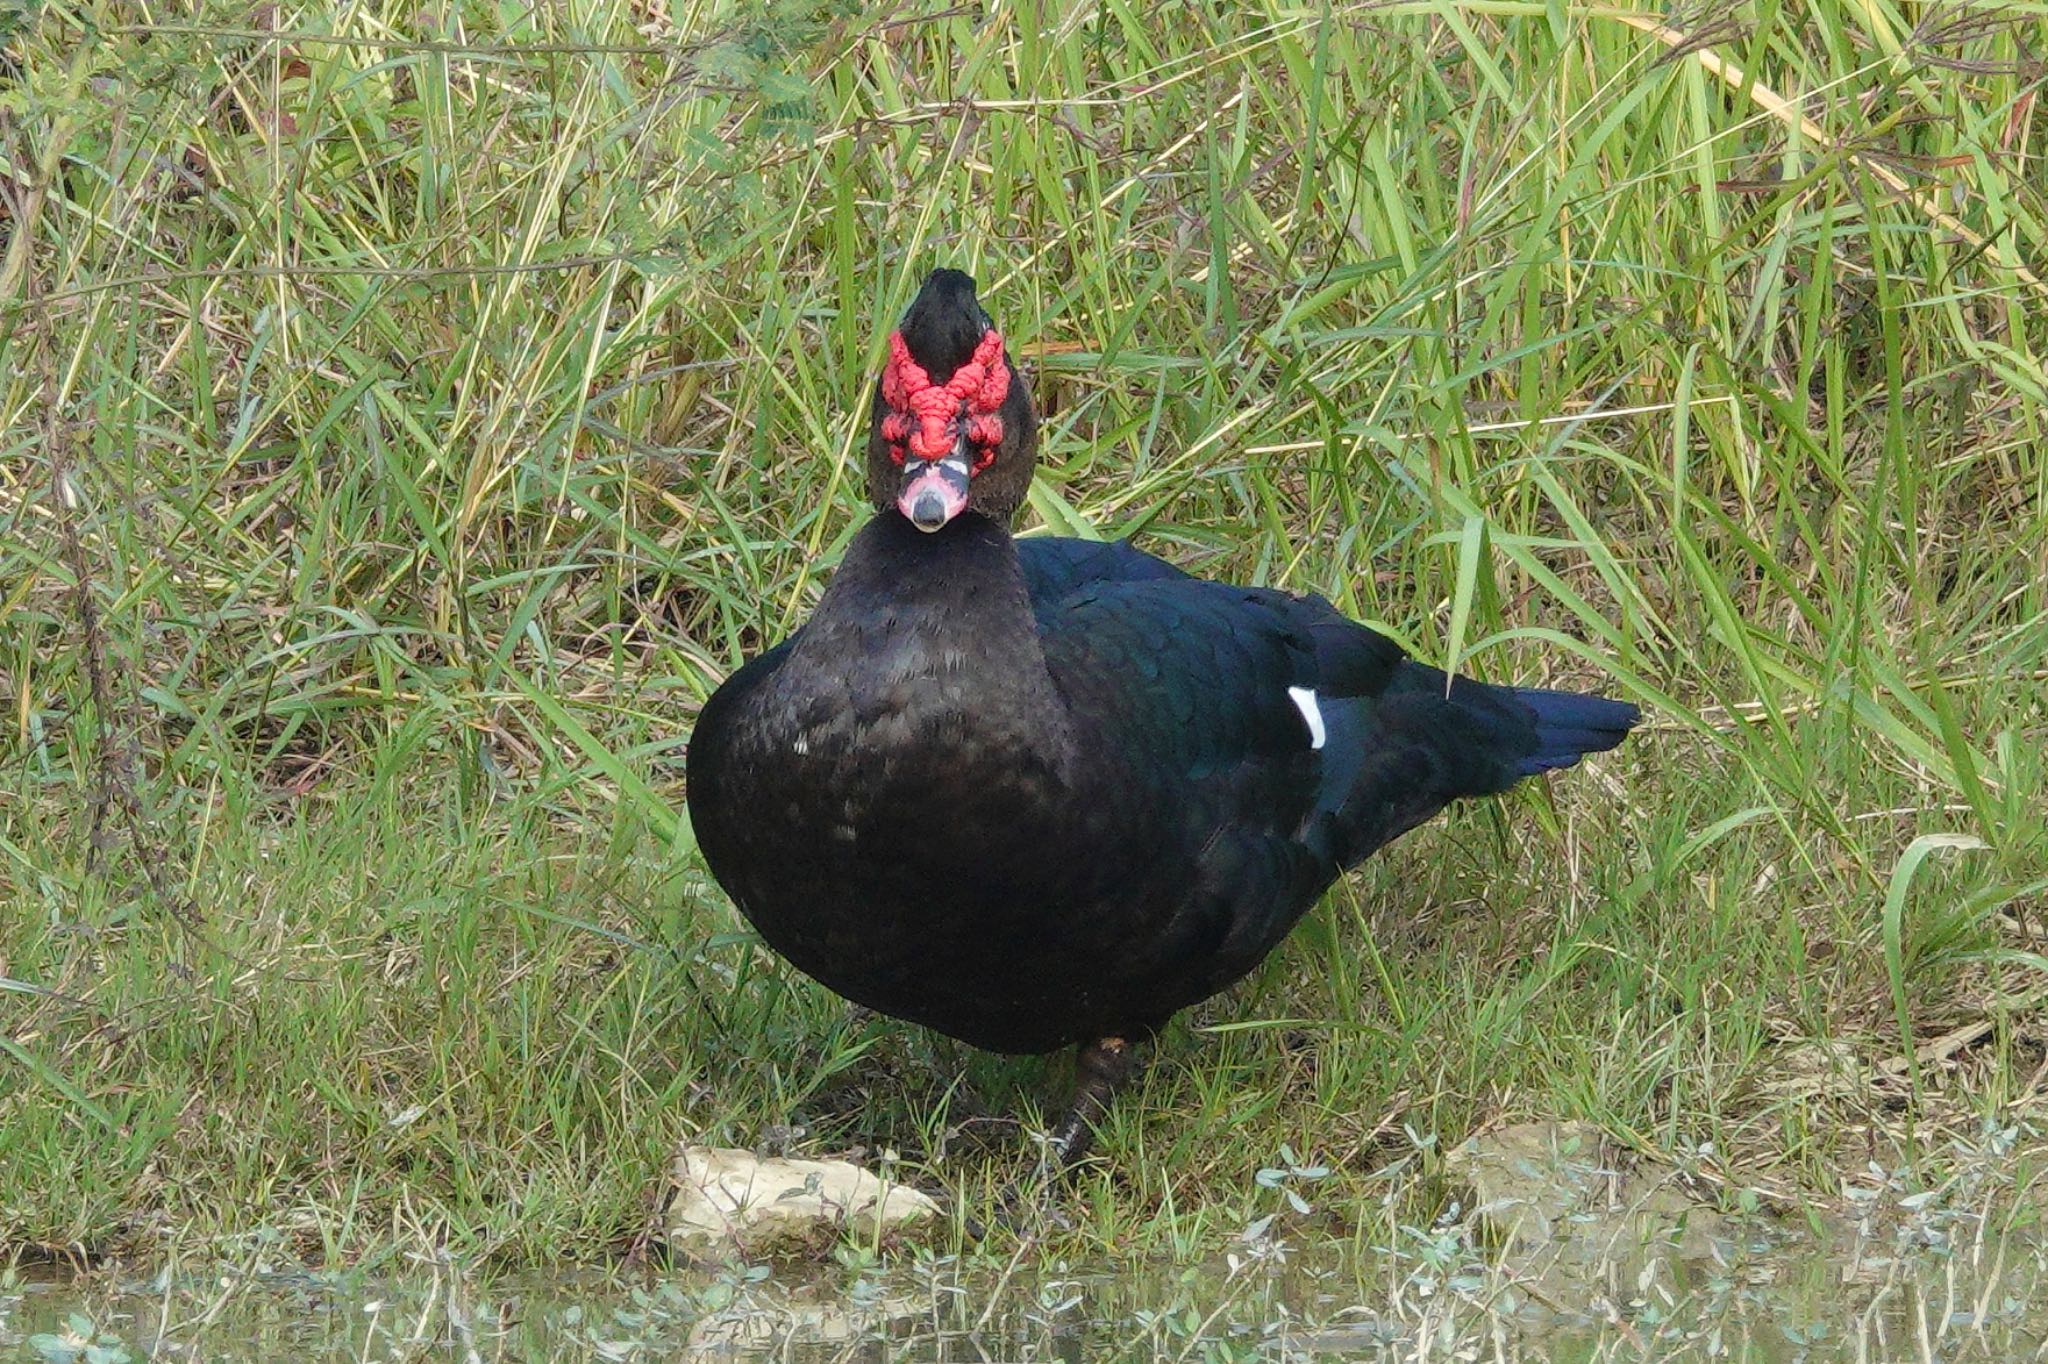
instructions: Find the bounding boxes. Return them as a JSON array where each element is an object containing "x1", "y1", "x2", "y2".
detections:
[{"x1": 896, "y1": 455, "x2": 972, "y2": 532}]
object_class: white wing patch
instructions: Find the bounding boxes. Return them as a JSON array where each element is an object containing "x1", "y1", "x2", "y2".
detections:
[{"x1": 1287, "y1": 686, "x2": 1327, "y2": 750}]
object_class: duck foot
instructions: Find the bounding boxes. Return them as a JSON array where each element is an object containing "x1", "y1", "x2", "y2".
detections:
[{"x1": 961, "y1": 1177, "x2": 1072, "y2": 1244}]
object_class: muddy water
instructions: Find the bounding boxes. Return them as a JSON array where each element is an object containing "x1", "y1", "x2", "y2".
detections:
[
  {"x1": 6, "y1": 1220, "x2": 2045, "y2": 1363},
  {"x1": 10, "y1": 1124, "x2": 2045, "y2": 1360}
]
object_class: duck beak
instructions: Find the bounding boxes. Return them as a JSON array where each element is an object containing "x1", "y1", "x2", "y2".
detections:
[{"x1": 897, "y1": 452, "x2": 972, "y2": 532}]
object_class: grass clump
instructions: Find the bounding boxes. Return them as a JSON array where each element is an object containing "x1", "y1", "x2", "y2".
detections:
[{"x1": 2, "y1": 0, "x2": 2045, "y2": 1266}]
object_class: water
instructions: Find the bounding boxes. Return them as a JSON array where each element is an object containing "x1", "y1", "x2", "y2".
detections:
[{"x1": 7, "y1": 1218, "x2": 2046, "y2": 1363}]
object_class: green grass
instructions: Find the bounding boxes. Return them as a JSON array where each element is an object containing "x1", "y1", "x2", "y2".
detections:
[{"x1": 3, "y1": 0, "x2": 2046, "y2": 1266}]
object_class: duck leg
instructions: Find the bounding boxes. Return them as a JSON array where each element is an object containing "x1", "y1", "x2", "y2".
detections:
[
  {"x1": 963, "y1": 1034, "x2": 1149, "y2": 1241},
  {"x1": 1046, "y1": 1033, "x2": 1145, "y2": 1167}
]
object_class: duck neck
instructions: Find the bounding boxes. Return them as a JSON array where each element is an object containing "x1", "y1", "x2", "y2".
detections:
[
  {"x1": 790, "y1": 509, "x2": 1075, "y2": 755},
  {"x1": 804, "y1": 509, "x2": 1029, "y2": 646}
]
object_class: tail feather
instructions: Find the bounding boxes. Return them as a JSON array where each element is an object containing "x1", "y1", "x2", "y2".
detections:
[
  {"x1": 1309, "y1": 667, "x2": 1640, "y2": 869},
  {"x1": 1306, "y1": 614, "x2": 1639, "y2": 783},
  {"x1": 1509, "y1": 686, "x2": 1641, "y2": 777}
]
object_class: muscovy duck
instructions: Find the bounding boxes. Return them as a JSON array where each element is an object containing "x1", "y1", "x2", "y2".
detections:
[{"x1": 687, "y1": 269, "x2": 1640, "y2": 1160}]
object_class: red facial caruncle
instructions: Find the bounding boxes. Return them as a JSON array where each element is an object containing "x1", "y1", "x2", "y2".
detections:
[
  {"x1": 879, "y1": 327, "x2": 1009, "y2": 471},
  {"x1": 881, "y1": 326, "x2": 1009, "y2": 532}
]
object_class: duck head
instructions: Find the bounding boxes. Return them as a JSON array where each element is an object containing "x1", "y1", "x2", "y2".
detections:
[{"x1": 868, "y1": 268, "x2": 1038, "y2": 532}]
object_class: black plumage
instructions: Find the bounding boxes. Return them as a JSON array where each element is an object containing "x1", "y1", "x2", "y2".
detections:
[{"x1": 687, "y1": 269, "x2": 1640, "y2": 1151}]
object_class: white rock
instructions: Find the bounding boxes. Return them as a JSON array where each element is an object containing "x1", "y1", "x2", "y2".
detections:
[{"x1": 663, "y1": 1145, "x2": 941, "y2": 1256}]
